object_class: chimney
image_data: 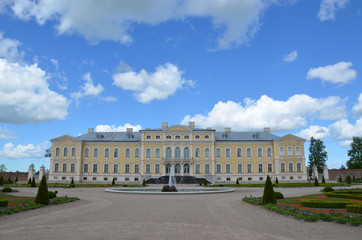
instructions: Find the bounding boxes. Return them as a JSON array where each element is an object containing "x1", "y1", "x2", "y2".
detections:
[
  {"x1": 162, "y1": 122, "x2": 168, "y2": 128},
  {"x1": 127, "y1": 128, "x2": 133, "y2": 133},
  {"x1": 263, "y1": 127, "x2": 270, "y2": 133},
  {"x1": 224, "y1": 127, "x2": 231, "y2": 133},
  {"x1": 88, "y1": 128, "x2": 94, "y2": 133},
  {"x1": 189, "y1": 122, "x2": 195, "y2": 128}
]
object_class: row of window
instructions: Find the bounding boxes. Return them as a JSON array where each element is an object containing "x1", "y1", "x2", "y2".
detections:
[
  {"x1": 146, "y1": 134, "x2": 210, "y2": 140},
  {"x1": 279, "y1": 146, "x2": 301, "y2": 157}
]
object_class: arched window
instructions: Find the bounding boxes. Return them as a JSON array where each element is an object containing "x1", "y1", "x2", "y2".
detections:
[
  {"x1": 166, "y1": 163, "x2": 172, "y2": 174},
  {"x1": 166, "y1": 147, "x2": 172, "y2": 159},
  {"x1": 135, "y1": 148, "x2": 139, "y2": 158},
  {"x1": 146, "y1": 135, "x2": 151, "y2": 139},
  {"x1": 134, "y1": 164, "x2": 139, "y2": 173},
  {"x1": 93, "y1": 163, "x2": 98, "y2": 173},
  {"x1": 63, "y1": 147, "x2": 68, "y2": 157},
  {"x1": 55, "y1": 147, "x2": 60, "y2": 157},
  {"x1": 195, "y1": 135, "x2": 200, "y2": 139},
  {"x1": 247, "y1": 148, "x2": 252, "y2": 158},
  {"x1": 156, "y1": 135, "x2": 161, "y2": 139},
  {"x1": 225, "y1": 148, "x2": 230, "y2": 158},
  {"x1": 184, "y1": 147, "x2": 189, "y2": 159},
  {"x1": 195, "y1": 148, "x2": 200, "y2": 158},
  {"x1": 296, "y1": 146, "x2": 301, "y2": 156},
  {"x1": 54, "y1": 163, "x2": 59, "y2": 172},
  {"x1": 205, "y1": 148, "x2": 210, "y2": 158},
  {"x1": 175, "y1": 147, "x2": 180, "y2": 159},
  {"x1": 205, "y1": 135, "x2": 209, "y2": 139},
  {"x1": 175, "y1": 135, "x2": 181, "y2": 139},
  {"x1": 184, "y1": 135, "x2": 189, "y2": 139},
  {"x1": 280, "y1": 147, "x2": 285, "y2": 157},
  {"x1": 237, "y1": 148, "x2": 242, "y2": 158},
  {"x1": 267, "y1": 148, "x2": 272, "y2": 157},
  {"x1": 71, "y1": 147, "x2": 76, "y2": 157},
  {"x1": 155, "y1": 148, "x2": 161, "y2": 158},
  {"x1": 84, "y1": 148, "x2": 89, "y2": 157},
  {"x1": 205, "y1": 164, "x2": 210, "y2": 174},
  {"x1": 114, "y1": 148, "x2": 119, "y2": 158},
  {"x1": 216, "y1": 148, "x2": 221, "y2": 158},
  {"x1": 93, "y1": 148, "x2": 98, "y2": 158},
  {"x1": 184, "y1": 163, "x2": 190, "y2": 174},
  {"x1": 126, "y1": 148, "x2": 130, "y2": 158},
  {"x1": 62, "y1": 163, "x2": 67, "y2": 172},
  {"x1": 175, "y1": 163, "x2": 181, "y2": 174},
  {"x1": 104, "y1": 148, "x2": 110, "y2": 158},
  {"x1": 146, "y1": 148, "x2": 151, "y2": 158},
  {"x1": 125, "y1": 164, "x2": 130, "y2": 173},
  {"x1": 166, "y1": 135, "x2": 171, "y2": 139},
  {"x1": 258, "y1": 147, "x2": 262, "y2": 157},
  {"x1": 288, "y1": 147, "x2": 293, "y2": 157}
]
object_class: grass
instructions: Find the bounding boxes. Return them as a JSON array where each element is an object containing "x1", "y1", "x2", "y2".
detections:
[
  {"x1": 208, "y1": 182, "x2": 346, "y2": 188},
  {"x1": 4, "y1": 183, "x2": 148, "y2": 188}
]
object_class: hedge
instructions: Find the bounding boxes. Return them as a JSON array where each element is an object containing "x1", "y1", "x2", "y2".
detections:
[
  {"x1": 325, "y1": 192, "x2": 362, "y2": 201},
  {"x1": 0, "y1": 199, "x2": 8, "y2": 207},
  {"x1": 301, "y1": 200, "x2": 350, "y2": 209},
  {"x1": 346, "y1": 203, "x2": 362, "y2": 214},
  {"x1": 1, "y1": 187, "x2": 13, "y2": 192}
]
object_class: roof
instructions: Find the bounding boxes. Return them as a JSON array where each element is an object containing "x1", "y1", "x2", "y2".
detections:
[
  {"x1": 215, "y1": 131, "x2": 279, "y2": 141},
  {"x1": 76, "y1": 132, "x2": 141, "y2": 142}
]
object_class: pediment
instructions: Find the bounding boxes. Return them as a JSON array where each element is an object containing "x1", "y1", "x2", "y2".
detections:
[
  {"x1": 51, "y1": 135, "x2": 80, "y2": 143},
  {"x1": 166, "y1": 125, "x2": 191, "y2": 131},
  {"x1": 275, "y1": 134, "x2": 305, "y2": 142}
]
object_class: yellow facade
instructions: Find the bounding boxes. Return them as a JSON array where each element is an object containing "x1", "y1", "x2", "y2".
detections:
[{"x1": 49, "y1": 122, "x2": 307, "y2": 183}]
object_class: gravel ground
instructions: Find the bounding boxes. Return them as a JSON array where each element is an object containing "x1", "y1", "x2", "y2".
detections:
[{"x1": 0, "y1": 185, "x2": 361, "y2": 240}]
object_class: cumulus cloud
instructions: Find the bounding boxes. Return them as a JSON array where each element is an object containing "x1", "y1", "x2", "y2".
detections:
[
  {"x1": 318, "y1": 0, "x2": 349, "y2": 21},
  {"x1": 0, "y1": 141, "x2": 49, "y2": 159},
  {"x1": 113, "y1": 63, "x2": 194, "y2": 103},
  {"x1": 71, "y1": 72, "x2": 104, "y2": 105},
  {"x1": 0, "y1": 32, "x2": 24, "y2": 62},
  {"x1": 307, "y1": 62, "x2": 356, "y2": 85},
  {"x1": 329, "y1": 118, "x2": 362, "y2": 141},
  {"x1": 4, "y1": 0, "x2": 273, "y2": 50},
  {"x1": 0, "y1": 127, "x2": 17, "y2": 139},
  {"x1": 297, "y1": 125, "x2": 330, "y2": 140},
  {"x1": 95, "y1": 123, "x2": 142, "y2": 132},
  {"x1": 0, "y1": 58, "x2": 69, "y2": 124},
  {"x1": 181, "y1": 94, "x2": 346, "y2": 132},
  {"x1": 282, "y1": 50, "x2": 298, "y2": 62},
  {"x1": 352, "y1": 93, "x2": 362, "y2": 116}
]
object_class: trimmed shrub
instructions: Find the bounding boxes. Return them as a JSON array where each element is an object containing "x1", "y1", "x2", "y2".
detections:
[
  {"x1": 0, "y1": 176, "x2": 3, "y2": 185},
  {"x1": 323, "y1": 186, "x2": 334, "y2": 192},
  {"x1": 338, "y1": 176, "x2": 343, "y2": 182},
  {"x1": 48, "y1": 191, "x2": 57, "y2": 199},
  {"x1": 262, "y1": 175, "x2": 276, "y2": 204},
  {"x1": 274, "y1": 192, "x2": 284, "y2": 199},
  {"x1": 346, "y1": 175, "x2": 352, "y2": 184},
  {"x1": 15, "y1": 176, "x2": 18, "y2": 182},
  {"x1": 35, "y1": 175, "x2": 49, "y2": 205},
  {"x1": 301, "y1": 200, "x2": 349, "y2": 208},
  {"x1": 28, "y1": 178, "x2": 31, "y2": 184},
  {"x1": 346, "y1": 203, "x2": 362, "y2": 214},
  {"x1": 352, "y1": 176, "x2": 356, "y2": 182},
  {"x1": 275, "y1": 177, "x2": 279, "y2": 184},
  {"x1": 122, "y1": 184, "x2": 128, "y2": 187},
  {"x1": 1, "y1": 187, "x2": 12, "y2": 192},
  {"x1": 314, "y1": 177, "x2": 319, "y2": 186},
  {"x1": 112, "y1": 178, "x2": 116, "y2": 185},
  {"x1": 0, "y1": 199, "x2": 8, "y2": 207},
  {"x1": 322, "y1": 176, "x2": 325, "y2": 184},
  {"x1": 325, "y1": 192, "x2": 362, "y2": 200},
  {"x1": 70, "y1": 178, "x2": 75, "y2": 188},
  {"x1": 31, "y1": 177, "x2": 36, "y2": 188},
  {"x1": 142, "y1": 179, "x2": 146, "y2": 186},
  {"x1": 236, "y1": 179, "x2": 239, "y2": 185},
  {"x1": 203, "y1": 179, "x2": 208, "y2": 186}
]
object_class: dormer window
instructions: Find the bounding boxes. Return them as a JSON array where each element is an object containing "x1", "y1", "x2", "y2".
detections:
[
  {"x1": 156, "y1": 135, "x2": 161, "y2": 139},
  {"x1": 166, "y1": 135, "x2": 171, "y2": 139},
  {"x1": 184, "y1": 135, "x2": 189, "y2": 139},
  {"x1": 146, "y1": 135, "x2": 151, "y2": 139},
  {"x1": 205, "y1": 135, "x2": 209, "y2": 139},
  {"x1": 175, "y1": 135, "x2": 181, "y2": 139},
  {"x1": 195, "y1": 135, "x2": 200, "y2": 139}
]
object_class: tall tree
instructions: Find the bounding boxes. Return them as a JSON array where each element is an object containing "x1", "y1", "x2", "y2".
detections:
[
  {"x1": 308, "y1": 137, "x2": 327, "y2": 173},
  {"x1": 0, "y1": 164, "x2": 6, "y2": 172},
  {"x1": 347, "y1": 136, "x2": 362, "y2": 169},
  {"x1": 44, "y1": 148, "x2": 52, "y2": 157}
]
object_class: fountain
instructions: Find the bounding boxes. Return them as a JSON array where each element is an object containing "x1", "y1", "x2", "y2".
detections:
[{"x1": 161, "y1": 166, "x2": 178, "y2": 192}]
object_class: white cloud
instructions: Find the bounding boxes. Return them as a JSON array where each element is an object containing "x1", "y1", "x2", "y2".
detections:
[
  {"x1": 0, "y1": 141, "x2": 49, "y2": 159},
  {"x1": 0, "y1": 32, "x2": 24, "y2": 62},
  {"x1": 5, "y1": 0, "x2": 274, "y2": 50},
  {"x1": 307, "y1": 62, "x2": 357, "y2": 85},
  {"x1": 71, "y1": 72, "x2": 104, "y2": 106},
  {"x1": 318, "y1": 0, "x2": 349, "y2": 21},
  {"x1": 340, "y1": 140, "x2": 352, "y2": 148},
  {"x1": 181, "y1": 94, "x2": 346, "y2": 132},
  {"x1": 297, "y1": 125, "x2": 330, "y2": 140},
  {"x1": 102, "y1": 96, "x2": 117, "y2": 102},
  {"x1": 95, "y1": 123, "x2": 142, "y2": 132},
  {"x1": 0, "y1": 127, "x2": 17, "y2": 139},
  {"x1": 329, "y1": 118, "x2": 362, "y2": 140},
  {"x1": 352, "y1": 93, "x2": 362, "y2": 116},
  {"x1": 282, "y1": 50, "x2": 298, "y2": 62},
  {"x1": 0, "y1": 58, "x2": 69, "y2": 124},
  {"x1": 113, "y1": 63, "x2": 194, "y2": 103}
]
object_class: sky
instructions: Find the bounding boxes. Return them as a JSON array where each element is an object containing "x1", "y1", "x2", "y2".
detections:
[{"x1": 0, "y1": 0, "x2": 361, "y2": 172}]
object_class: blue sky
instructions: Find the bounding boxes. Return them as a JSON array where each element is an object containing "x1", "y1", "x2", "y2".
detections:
[{"x1": 0, "y1": 0, "x2": 361, "y2": 172}]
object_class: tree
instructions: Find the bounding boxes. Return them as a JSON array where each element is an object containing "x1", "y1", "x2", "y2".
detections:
[
  {"x1": 0, "y1": 164, "x2": 7, "y2": 172},
  {"x1": 70, "y1": 178, "x2": 75, "y2": 188},
  {"x1": 322, "y1": 176, "x2": 325, "y2": 184},
  {"x1": 346, "y1": 175, "x2": 352, "y2": 184},
  {"x1": 112, "y1": 178, "x2": 116, "y2": 185},
  {"x1": 28, "y1": 178, "x2": 32, "y2": 184},
  {"x1": 339, "y1": 164, "x2": 346, "y2": 170},
  {"x1": 44, "y1": 147, "x2": 52, "y2": 157},
  {"x1": 35, "y1": 175, "x2": 49, "y2": 205},
  {"x1": 275, "y1": 177, "x2": 279, "y2": 184},
  {"x1": 308, "y1": 137, "x2": 328, "y2": 174},
  {"x1": 314, "y1": 177, "x2": 319, "y2": 186},
  {"x1": 0, "y1": 176, "x2": 3, "y2": 185},
  {"x1": 236, "y1": 178, "x2": 239, "y2": 185},
  {"x1": 346, "y1": 136, "x2": 362, "y2": 169},
  {"x1": 262, "y1": 175, "x2": 276, "y2": 204},
  {"x1": 31, "y1": 177, "x2": 36, "y2": 188}
]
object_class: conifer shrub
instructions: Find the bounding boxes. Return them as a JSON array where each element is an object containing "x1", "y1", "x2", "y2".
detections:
[
  {"x1": 0, "y1": 176, "x2": 3, "y2": 185},
  {"x1": 314, "y1": 177, "x2": 319, "y2": 186},
  {"x1": 203, "y1": 179, "x2": 208, "y2": 186},
  {"x1": 112, "y1": 178, "x2": 116, "y2": 185},
  {"x1": 346, "y1": 175, "x2": 352, "y2": 184},
  {"x1": 0, "y1": 199, "x2": 8, "y2": 207},
  {"x1": 1, "y1": 187, "x2": 12, "y2": 192},
  {"x1": 274, "y1": 192, "x2": 284, "y2": 199},
  {"x1": 322, "y1": 176, "x2": 325, "y2": 184},
  {"x1": 142, "y1": 179, "x2": 146, "y2": 186},
  {"x1": 35, "y1": 175, "x2": 49, "y2": 205},
  {"x1": 262, "y1": 175, "x2": 276, "y2": 204},
  {"x1": 275, "y1": 177, "x2": 279, "y2": 184},
  {"x1": 352, "y1": 176, "x2": 356, "y2": 182},
  {"x1": 48, "y1": 191, "x2": 57, "y2": 199},
  {"x1": 15, "y1": 176, "x2": 18, "y2": 182},
  {"x1": 236, "y1": 178, "x2": 239, "y2": 185},
  {"x1": 28, "y1": 178, "x2": 31, "y2": 184},
  {"x1": 70, "y1": 178, "x2": 75, "y2": 188},
  {"x1": 31, "y1": 177, "x2": 36, "y2": 188},
  {"x1": 338, "y1": 176, "x2": 343, "y2": 182},
  {"x1": 323, "y1": 186, "x2": 334, "y2": 192}
]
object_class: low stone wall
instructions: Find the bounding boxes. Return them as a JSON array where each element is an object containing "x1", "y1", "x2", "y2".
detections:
[
  {"x1": 0, "y1": 172, "x2": 29, "y2": 183},
  {"x1": 328, "y1": 169, "x2": 362, "y2": 181}
]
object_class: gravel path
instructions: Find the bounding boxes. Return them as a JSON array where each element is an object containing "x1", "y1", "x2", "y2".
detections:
[{"x1": 0, "y1": 186, "x2": 361, "y2": 240}]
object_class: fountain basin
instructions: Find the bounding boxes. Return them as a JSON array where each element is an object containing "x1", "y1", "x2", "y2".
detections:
[{"x1": 105, "y1": 187, "x2": 234, "y2": 195}]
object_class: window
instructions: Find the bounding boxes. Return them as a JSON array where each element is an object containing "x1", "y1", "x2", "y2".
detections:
[
  {"x1": 114, "y1": 148, "x2": 119, "y2": 158},
  {"x1": 195, "y1": 135, "x2": 200, "y2": 139},
  {"x1": 55, "y1": 147, "x2": 60, "y2": 157},
  {"x1": 281, "y1": 163, "x2": 285, "y2": 172},
  {"x1": 184, "y1": 135, "x2": 189, "y2": 139},
  {"x1": 135, "y1": 178, "x2": 139, "y2": 181},
  {"x1": 247, "y1": 163, "x2": 252, "y2": 173},
  {"x1": 104, "y1": 177, "x2": 108, "y2": 181},
  {"x1": 288, "y1": 147, "x2": 293, "y2": 157},
  {"x1": 196, "y1": 164, "x2": 200, "y2": 174},
  {"x1": 216, "y1": 164, "x2": 221, "y2": 174},
  {"x1": 184, "y1": 163, "x2": 190, "y2": 174},
  {"x1": 63, "y1": 147, "x2": 68, "y2": 157},
  {"x1": 259, "y1": 177, "x2": 263, "y2": 181},
  {"x1": 216, "y1": 148, "x2": 221, "y2": 158},
  {"x1": 146, "y1": 148, "x2": 151, "y2": 158},
  {"x1": 225, "y1": 148, "x2": 230, "y2": 158},
  {"x1": 175, "y1": 135, "x2": 180, "y2": 139},
  {"x1": 71, "y1": 147, "x2": 76, "y2": 157},
  {"x1": 237, "y1": 148, "x2": 242, "y2": 158},
  {"x1": 93, "y1": 148, "x2": 98, "y2": 158},
  {"x1": 113, "y1": 164, "x2": 118, "y2": 173},
  {"x1": 184, "y1": 147, "x2": 189, "y2": 159},
  {"x1": 155, "y1": 164, "x2": 160, "y2": 174},
  {"x1": 84, "y1": 148, "x2": 89, "y2": 157},
  {"x1": 205, "y1": 164, "x2": 210, "y2": 174},
  {"x1": 175, "y1": 147, "x2": 180, "y2": 159},
  {"x1": 226, "y1": 164, "x2": 231, "y2": 174},
  {"x1": 226, "y1": 177, "x2": 231, "y2": 181},
  {"x1": 70, "y1": 163, "x2": 75, "y2": 173},
  {"x1": 104, "y1": 163, "x2": 109, "y2": 173},
  {"x1": 205, "y1": 135, "x2": 209, "y2": 139},
  {"x1": 125, "y1": 164, "x2": 130, "y2": 173},
  {"x1": 282, "y1": 176, "x2": 286, "y2": 180},
  {"x1": 280, "y1": 147, "x2": 285, "y2": 157},
  {"x1": 205, "y1": 148, "x2": 210, "y2": 158},
  {"x1": 105, "y1": 148, "x2": 110, "y2": 158},
  {"x1": 268, "y1": 163, "x2": 272, "y2": 172},
  {"x1": 297, "y1": 162, "x2": 301, "y2": 172},
  {"x1": 83, "y1": 177, "x2": 87, "y2": 181},
  {"x1": 62, "y1": 177, "x2": 66, "y2": 180},
  {"x1": 166, "y1": 147, "x2": 172, "y2": 159},
  {"x1": 54, "y1": 163, "x2": 59, "y2": 172},
  {"x1": 62, "y1": 163, "x2": 67, "y2": 173},
  {"x1": 247, "y1": 148, "x2": 251, "y2": 158},
  {"x1": 267, "y1": 148, "x2": 272, "y2": 157},
  {"x1": 258, "y1": 163, "x2": 263, "y2": 173},
  {"x1": 258, "y1": 148, "x2": 262, "y2": 158},
  {"x1": 155, "y1": 148, "x2": 161, "y2": 158},
  {"x1": 195, "y1": 148, "x2": 200, "y2": 158},
  {"x1": 134, "y1": 164, "x2": 139, "y2": 173},
  {"x1": 135, "y1": 148, "x2": 140, "y2": 158},
  {"x1": 146, "y1": 164, "x2": 151, "y2": 174},
  {"x1": 93, "y1": 177, "x2": 97, "y2": 181},
  {"x1": 156, "y1": 135, "x2": 161, "y2": 139},
  {"x1": 296, "y1": 146, "x2": 301, "y2": 156},
  {"x1": 289, "y1": 162, "x2": 293, "y2": 172},
  {"x1": 126, "y1": 148, "x2": 130, "y2": 158},
  {"x1": 146, "y1": 135, "x2": 151, "y2": 139},
  {"x1": 125, "y1": 178, "x2": 129, "y2": 181},
  {"x1": 237, "y1": 163, "x2": 242, "y2": 173},
  {"x1": 166, "y1": 135, "x2": 171, "y2": 139},
  {"x1": 93, "y1": 164, "x2": 98, "y2": 173},
  {"x1": 83, "y1": 164, "x2": 88, "y2": 173}
]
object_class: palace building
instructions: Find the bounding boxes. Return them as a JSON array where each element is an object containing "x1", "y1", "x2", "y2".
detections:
[{"x1": 49, "y1": 122, "x2": 308, "y2": 184}]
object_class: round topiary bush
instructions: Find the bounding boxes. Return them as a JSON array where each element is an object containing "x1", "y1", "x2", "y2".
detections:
[
  {"x1": 1, "y1": 187, "x2": 12, "y2": 192},
  {"x1": 274, "y1": 192, "x2": 284, "y2": 199},
  {"x1": 323, "y1": 186, "x2": 334, "y2": 192},
  {"x1": 48, "y1": 191, "x2": 57, "y2": 199}
]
